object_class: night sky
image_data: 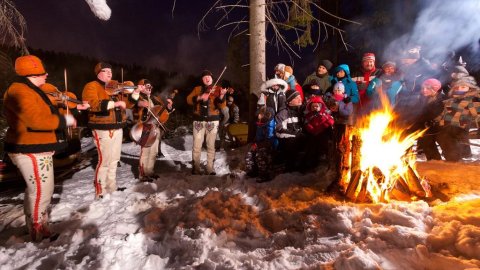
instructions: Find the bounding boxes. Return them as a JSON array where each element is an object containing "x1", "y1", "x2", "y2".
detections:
[
  {"x1": 14, "y1": 0, "x2": 243, "y2": 77},
  {"x1": 14, "y1": 0, "x2": 480, "y2": 82}
]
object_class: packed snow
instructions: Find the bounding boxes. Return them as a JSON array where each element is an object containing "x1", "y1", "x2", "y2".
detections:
[{"x1": 0, "y1": 130, "x2": 480, "y2": 270}]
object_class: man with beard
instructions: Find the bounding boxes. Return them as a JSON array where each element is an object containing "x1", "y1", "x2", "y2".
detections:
[{"x1": 351, "y1": 53, "x2": 382, "y2": 115}]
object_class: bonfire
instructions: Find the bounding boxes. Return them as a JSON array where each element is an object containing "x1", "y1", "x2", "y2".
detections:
[{"x1": 339, "y1": 99, "x2": 432, "y2": 203}]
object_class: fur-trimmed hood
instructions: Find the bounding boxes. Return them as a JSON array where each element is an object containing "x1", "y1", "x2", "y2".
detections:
[{"x1": 261, "y1": 78, "x2": 288, "y2": 94}]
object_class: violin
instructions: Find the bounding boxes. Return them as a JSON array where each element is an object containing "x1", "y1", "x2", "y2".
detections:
[
  {"x1": 41, "y1": 83, "x2": 84, "y2": 109},
  {"x1": 105, "y1": 80, "x2": 137, "y2": 96},
  {"x1": 207, "y1": 85, "x2": 222, "y2": 97}
]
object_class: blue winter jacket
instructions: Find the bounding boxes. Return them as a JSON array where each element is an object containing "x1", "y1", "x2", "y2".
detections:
[
  {"x1": 255, "y1": 119, "x2": 278, "y2": 149},
  {"x1": 332, "y1": 64, "x2": 360, "y2": 104}
]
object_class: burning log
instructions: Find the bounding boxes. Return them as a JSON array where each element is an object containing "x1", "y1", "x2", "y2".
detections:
[
  {"x1": 351, "y1": 133, "x2": 361, "y2": 173},
  {"x1": 345, "y1": 170, "x2": 362, "y2": 200},
  {"x1": 404, "y1": 164, "x2": 426, "y2": 198},
  {"x1": 336, "y1": 105, "x2": 431, "y2": 203},
  {"x1": 390, "y1": 178, "x2": 412, "y2": 201},
  {"x1": 338, "y1": 127, "x2": 353, "y2": 188},
  {"x1": 355, "y1": 177, "x2": 370, "y2": 203}
]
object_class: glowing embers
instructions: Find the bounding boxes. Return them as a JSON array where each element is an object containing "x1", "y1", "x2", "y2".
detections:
[{"x1": 339, "y1": 105, "x2": 431, "y2": 203}]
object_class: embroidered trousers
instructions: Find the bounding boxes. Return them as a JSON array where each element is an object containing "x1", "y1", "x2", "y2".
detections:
[
  {"x1": 192, "y1": 120, "x2": 219, "y2": 173},
  {"x1": 9, "y1": 152, "x2": 54, "y2": 238},
  {"x1": 92, "y1": 129, "x2": 123, "y2": 197}
]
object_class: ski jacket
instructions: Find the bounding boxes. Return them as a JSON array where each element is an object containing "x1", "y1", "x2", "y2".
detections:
[{"x1": 332, "y1": 65, "x2": 360, "y2": 104}]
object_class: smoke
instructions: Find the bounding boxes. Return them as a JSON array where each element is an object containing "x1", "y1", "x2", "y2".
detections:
[{"x1": 385, "y1": 0, "x2": 480, "y2": 69}]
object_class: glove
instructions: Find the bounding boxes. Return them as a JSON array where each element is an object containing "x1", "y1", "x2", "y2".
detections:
[
  {"x1": 64, "y1": 114, "x2": 76, "y2": 127},
  {"x1": 343, "y1": 96, "x2": 351, "y2": 103}
]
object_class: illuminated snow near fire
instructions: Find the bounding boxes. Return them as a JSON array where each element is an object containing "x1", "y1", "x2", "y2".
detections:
[{"x1": 0, "y1": 132, "x2": 479, "y2": 269}]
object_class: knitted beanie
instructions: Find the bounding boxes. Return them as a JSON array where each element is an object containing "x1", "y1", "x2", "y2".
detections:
[
  {"x1": 333, "y1": 81, "x2": 345, "y2": 93},
  {"x1": 451, "y1": 65, "x2": 470, "y2": 80},
  {"x1": 15, "y1": 55, "x2": 46, "y2": 76},
  {"x1": 318, "y1": 60, "x2": 333, "y2": 71},
  {"x1": 285, "y1": 89, "x2": 300, "y2": 102},
  {"x1": 382, "y1": 61, "x2": 396, "y2": 69},
  {"x1": 362, "y1": 53, "x2": 375, "y2": 62},
  {"x1": 451, "y1": 76, "x2": 478, "y2": 89},
  {"x1": 422, "y1": 78, "x2": 442, "y2": 92},
  {"x1": 94, "y1": 62, "x2": 112, "y2": 75},
  {"x1": 201, "y1": 70, "x2": 213, "y2": 78}
]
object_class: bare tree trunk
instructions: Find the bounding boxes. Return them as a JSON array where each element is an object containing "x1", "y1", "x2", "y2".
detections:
[
  {"x1": 248, "y1": 0, "x2": 266, "y2": 142},
  {"x1": 249, "y1": 0, "x2": 266, "y2": 97}
]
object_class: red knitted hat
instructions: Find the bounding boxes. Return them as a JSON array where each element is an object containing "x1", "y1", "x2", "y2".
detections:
[{"x1": 362, "y1": 53, "x2": 375, "y2": 62}]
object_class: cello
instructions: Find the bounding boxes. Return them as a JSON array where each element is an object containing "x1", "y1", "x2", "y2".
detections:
[{"x1": 129, "y1": 89, "x2": 178, "y2": 147}]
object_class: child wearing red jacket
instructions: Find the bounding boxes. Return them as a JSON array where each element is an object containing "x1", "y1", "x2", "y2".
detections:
[{"x1": 302, "y1": 96, "x2": 334, "y2": 171}]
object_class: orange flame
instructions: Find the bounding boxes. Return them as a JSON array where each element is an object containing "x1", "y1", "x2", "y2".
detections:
[{"x1": 342, "y1": 94, "x2": 427, "y2": 203}]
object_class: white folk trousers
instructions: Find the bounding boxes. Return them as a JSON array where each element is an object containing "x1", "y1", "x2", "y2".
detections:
[
  {"x1": 192, "y1": 120, "x2": 218, "y2": 173},
  {"x1": 8, "y1": 152, "x2": 54, "y2": 233},
  {"x1": 139, "y1": 127, "x2": 162, "y2": 177},
  {"x1": 92, "y1": 129, "x2": 123, "y2": 197}
]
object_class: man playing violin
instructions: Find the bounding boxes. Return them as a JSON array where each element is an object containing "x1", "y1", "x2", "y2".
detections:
[
  {"x1": 135, "y1": 79, "x2": 174, "y2": 181},
  {"x1": 3, "y1": 55, "x2": 77, "y2": 241},
  {"x1": 186, "y1": 70, "x2": 227, "y2": 175},
  {"x1": 82, "y1": 62, "x2": 143, "y2": 199}
]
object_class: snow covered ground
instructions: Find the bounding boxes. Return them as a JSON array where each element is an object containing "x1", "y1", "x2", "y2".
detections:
[{"x1": 0, "y1": 131, "x2": 479, "y2": 270}]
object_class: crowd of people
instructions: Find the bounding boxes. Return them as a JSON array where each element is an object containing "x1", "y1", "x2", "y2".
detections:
[
  {"x1": 246, "y1": 46, "x2": 480, "y2": 182},
  {"x1": 3, "y1": 45, "x2": 480, "y2": 241}
]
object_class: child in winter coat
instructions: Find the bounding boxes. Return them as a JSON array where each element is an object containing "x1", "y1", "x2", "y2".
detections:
[
  {"x1": 257, "y1": 78, "x2": 289, "y2": 115},
  {"x1": 245, "y1": 107, "x2": 277, "y2": 182},
  {"x1": 302, "y1": 95, "x2": 334, "y2": 171},
  {"x1": 275, "y1": 89, "x2": 305, "y2": 172},
  {"x1": 437, "y1": 74, "x2": 480, "y2": 160},
  {"x1": 413, "y1": 79, "x2": 454, "y2": 161},
  {"x1": 332, "y1": 64, "x2": 360, "y2": 104}
]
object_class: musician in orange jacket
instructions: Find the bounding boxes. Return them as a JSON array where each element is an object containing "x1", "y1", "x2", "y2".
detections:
[
  {"x1": 186, "y1": 70, "x2": 227, "y2": 175},
  {"x1": 82, "y1": 62, "x2": 143, "y2": 199},
  {"x1": 3, "y1": 55, "x2": 77, "y2": 241}
]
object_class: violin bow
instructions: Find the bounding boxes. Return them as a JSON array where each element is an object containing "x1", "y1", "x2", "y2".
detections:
[
  {"x1": 209, "y1": 66, "x2": 227, "y2": 94},
  {"x1": 145, "y1": 106, "x2": 168, "y2": 132},
  {"x1": 64, "y1": 68, "x2": 73, "y2": 137}
]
